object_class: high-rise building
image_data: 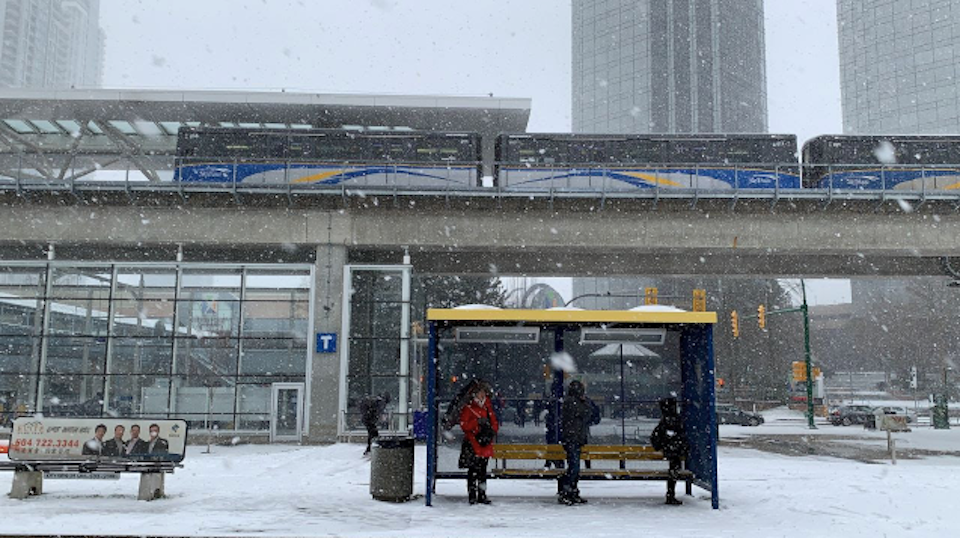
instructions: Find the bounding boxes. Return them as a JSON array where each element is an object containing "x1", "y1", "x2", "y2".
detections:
[
  {"x1": 572, "y1": 0, "x2": 768, "y2": 134},
  {"x1": 0, "y1": 0, "x2": 103, "y2": 89},
  {"x1": 838, "y1": 0, "x2": 960, "y2": 134}
]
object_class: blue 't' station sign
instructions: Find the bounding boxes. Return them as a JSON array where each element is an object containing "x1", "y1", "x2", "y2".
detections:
[{"x1": 316, "y1": 333, "x2": 337, "y2": 353}]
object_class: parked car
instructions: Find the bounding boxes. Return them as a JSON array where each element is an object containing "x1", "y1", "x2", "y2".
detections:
[
  {"x1": 829, "y1": 405, "x2": 875, "y2": 426},
  {"x1": 874, "y1": 405, "x2": 916, "y2": 424},
  {"x1": 716, "y1": 404, "x2": 764, "y2": 426}
]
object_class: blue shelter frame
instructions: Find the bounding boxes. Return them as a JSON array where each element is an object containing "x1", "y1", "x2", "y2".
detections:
[{"x1": 424, "y1": 308, "x2": 720, "y2": 509}]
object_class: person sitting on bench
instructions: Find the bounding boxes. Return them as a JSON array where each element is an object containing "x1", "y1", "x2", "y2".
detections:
[{"x1": 651, "y1": 397, "x2": 689, "y2": 505}]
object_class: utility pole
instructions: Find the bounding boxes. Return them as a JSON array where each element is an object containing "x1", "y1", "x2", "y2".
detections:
[{"x1": 801, "y1": 280, "x2": 817, "y2": 430}]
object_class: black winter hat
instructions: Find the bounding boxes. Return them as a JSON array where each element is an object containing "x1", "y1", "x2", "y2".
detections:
[
  {"x1": 659, "y1": 397, "x2": 679, "y2": 416},
  {"x1": 568, "y1": 380, "x2": 585, "y2": 398}
]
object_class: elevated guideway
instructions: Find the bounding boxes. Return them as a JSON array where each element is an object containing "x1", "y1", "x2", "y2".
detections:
[
  {"x1": 2, "y1": 88, "x2": 959, "y2": 279},
  {"x1": 1, "y1": 191, "x2": 958, "y2": 278}
]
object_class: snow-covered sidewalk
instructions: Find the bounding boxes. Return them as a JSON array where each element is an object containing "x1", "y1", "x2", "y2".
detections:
[{"x1": 1, "y1": 441, "x2": 958, "y2": 537}]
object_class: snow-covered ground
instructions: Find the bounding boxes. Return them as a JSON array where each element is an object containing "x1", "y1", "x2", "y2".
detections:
[{"x1": 3, "y1": 428, "x2": 960, "y2": 538}]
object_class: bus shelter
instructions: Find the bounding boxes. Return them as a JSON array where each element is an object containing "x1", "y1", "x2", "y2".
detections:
[{"x1": 425, "y1": 307, "x2": 720, "y2": 509}]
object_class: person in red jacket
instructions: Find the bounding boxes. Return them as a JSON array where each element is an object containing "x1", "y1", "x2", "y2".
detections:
[{"x1": 458, "y1": 382, "x2": 499, "y2": 504}]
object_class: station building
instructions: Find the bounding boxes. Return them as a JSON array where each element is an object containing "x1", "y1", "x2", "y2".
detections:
[{"x1": 0, "y1": 88, "x2": 531, "y2": 443}]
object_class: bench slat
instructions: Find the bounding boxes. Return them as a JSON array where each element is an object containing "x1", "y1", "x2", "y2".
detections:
[{"x1": 492, "y1": 444, "x2": 665, "y2": 461}]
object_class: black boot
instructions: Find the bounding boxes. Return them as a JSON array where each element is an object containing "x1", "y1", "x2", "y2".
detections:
[
  {"x1": 476, "y1": 479, "x2": 491, "y2": 504},
  {"x1": 666, "y1": 483, "x2": 682, "y2": 505},
  {"x1": 468, "y1": 478, "x2": 478, "y2": 505}
]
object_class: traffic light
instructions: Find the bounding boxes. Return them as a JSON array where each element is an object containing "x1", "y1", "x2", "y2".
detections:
[
  {"x1": 644, "y1": 287, "x2": 659, "y2": 305},
  {"x1": 692, "y1": 289, "x2": 706, "y2": 312},
  {"x1": 758, "y1": 304, "x2": 766, "y2": 329},
  {"x1": 730, "y1": 310, "x2": 740, "y2": 338},
  {"x1": 792, "y1": 361, "x2": 807, "y2": 382}
]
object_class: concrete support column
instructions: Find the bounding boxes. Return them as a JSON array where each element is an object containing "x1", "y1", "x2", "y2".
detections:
[
  {"x1": 10, "y1": 470, "x2": 43, "y2": 499},
  {"x1": 309, "y1": 243, "x2": 347, "y2": 443},
  {"x1": 137, "y1": 473, "x2": 165, "y2": 501}
]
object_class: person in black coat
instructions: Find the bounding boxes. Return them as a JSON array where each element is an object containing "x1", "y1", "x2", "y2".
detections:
[
  {"x1": 124, "y1": 424, "x2": 149, "y2": 456},
  {"x1": 559, "y1": 380, "x2": 600, "y2": 505},
  {"x1": 82, "y1": 423, "x2": 108, "y2": 456},
  {"x1": 101, "y1": 424, "x2": 126, "y2": 457},
  {"x1": 146, "y1": 424, "x2": 169, "y2": 458},
  {"x1": 650, "y1": 397, "x2": 689, "y2": 505},
  {"x1": 359, "y1": 393, "x2": 390, "y2": 455}
]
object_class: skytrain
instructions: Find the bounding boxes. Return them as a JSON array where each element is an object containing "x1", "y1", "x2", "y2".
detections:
[
  {"x1": 175, "y1": 128, "x2": 482, "y2": 187},
  {"x1": 175, "y1": 127, "x2": 960, "y2": 191}
]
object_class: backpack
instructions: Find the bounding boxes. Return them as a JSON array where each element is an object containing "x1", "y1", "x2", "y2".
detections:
[{"x1": 475, "y1": 417, "x2": 495, "y2": 446}]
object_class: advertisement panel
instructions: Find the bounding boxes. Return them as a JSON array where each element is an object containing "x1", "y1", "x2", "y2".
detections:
[{"x1": 9, "y1": 418, "x2": 188, "y2": 463}]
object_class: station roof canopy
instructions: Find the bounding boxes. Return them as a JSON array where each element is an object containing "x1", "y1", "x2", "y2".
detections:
[
  {"x1": 0, "y1": 88, "x2": 532, "y2": 155},
  {"x1": 426, "y1": 308, "x2": 718, "y2": 325}
]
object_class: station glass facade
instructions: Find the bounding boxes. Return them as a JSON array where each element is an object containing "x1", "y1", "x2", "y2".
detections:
[{"x1": 0, "y1": 263, "x2": 312, "y2": 432}]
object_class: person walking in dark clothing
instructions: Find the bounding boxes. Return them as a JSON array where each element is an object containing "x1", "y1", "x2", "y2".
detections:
[
  {"x1": 544, "y1": 395, "x2": 564, "y2": 470},
  {"x1": 514, "y1": 398, "x2": 527, "y2": 427},
  {"x1": 651, "y1": 396, "x2": 689, "y2": 505},
  {"x1": 458, "y1": 382, "x2": 499, "y2": 505},
  {"x1": 559, "y1": 380, "x2": 600, "y2": 505},
  {"x1": 360, "y1": 393, "x2": 390, "y2": 455}
]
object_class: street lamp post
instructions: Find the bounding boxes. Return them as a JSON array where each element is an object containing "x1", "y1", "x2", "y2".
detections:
[{"x1": 801, "y1": 280, "x2": 817, "y2": 430}]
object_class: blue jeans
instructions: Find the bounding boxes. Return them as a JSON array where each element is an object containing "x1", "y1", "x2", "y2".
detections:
[{"x1": 560, "y1": 444, "x2": 582, "y2": 497}]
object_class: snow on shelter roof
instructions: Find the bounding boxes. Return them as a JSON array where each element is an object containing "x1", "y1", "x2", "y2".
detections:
[
  {"x1": 0, "y1": 88, "x2": 531, "y2": 154},
  {"x1": 426, "y1": 308, "x2": 717, "y2": 325}
]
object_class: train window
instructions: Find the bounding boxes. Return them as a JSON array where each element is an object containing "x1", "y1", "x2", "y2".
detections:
[
  {"x1": 248, "y1": 133, "x2": 286, "y2": 159},
  {"x1": 667, "y1": 139, "x2": 717, "y2": 163},
  {"x1": 287, "y1": 134, "x2": 320, "y2": 159},
  {"x1": 611, "y1": 139, "x2": 663, "y2": 164}
]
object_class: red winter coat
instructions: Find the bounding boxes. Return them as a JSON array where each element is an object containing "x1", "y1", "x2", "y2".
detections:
[{"x1": 460, "y1": 398, "x2": 499, "y2": 459}]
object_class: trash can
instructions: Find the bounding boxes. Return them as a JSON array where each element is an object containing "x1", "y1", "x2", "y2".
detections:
[{"x1": 370, "y1": 435, "x2": 414, "y2": 502}]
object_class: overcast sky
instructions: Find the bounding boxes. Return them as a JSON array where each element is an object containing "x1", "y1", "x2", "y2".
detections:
[
  {"x1": 101, "y1": 0, "x2": 843, "y2": 143},
  {"x1": 100, "y1": 0, "x2": 850, "y2": 304}
]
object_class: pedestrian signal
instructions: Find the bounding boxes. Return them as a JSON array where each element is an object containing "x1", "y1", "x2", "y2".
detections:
[
  {"x1": 792, "y1": 361, "x2": 807, "y2": 382},
  {"x1": 758, "y1": 304, "x2": 766, "y2": 329},
  {"x1": 645, "y1": 287, "x2": 658, "y2": 305},
  {"x1": 730, "y1": 310, "x2": 740, "y2": 338}
]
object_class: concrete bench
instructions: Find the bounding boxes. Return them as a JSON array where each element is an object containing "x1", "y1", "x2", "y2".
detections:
[
  {"x1": 0, "y1": 460, "x2": 180, "y2": 500},
  {"x1": 5, "y1": 417, "x2": 187, "y2": 501}
]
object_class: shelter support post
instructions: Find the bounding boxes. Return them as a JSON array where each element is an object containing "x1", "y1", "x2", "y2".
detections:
[
  {"x1": 425, "y1": 321, "x2": 438, "y2": 506},
  {"x1": 680, "y1": 324, "x2": 719, "y2": 510}
]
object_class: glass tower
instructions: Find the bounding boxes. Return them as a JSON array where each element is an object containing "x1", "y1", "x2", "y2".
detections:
[
  {"x1": 838, "y1": 0, "x2": 960, "y2": 134},
  {"x1": 0, "y1": 0, "x2": 104, "y2": 89},
  {"x1": 572, "y1": 0, "x2": 768, "y2": 134}
]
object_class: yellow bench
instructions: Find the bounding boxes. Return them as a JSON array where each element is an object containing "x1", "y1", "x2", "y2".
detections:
[{"x1": 489, "y1": 444, "x2": 693, "y2": 492}]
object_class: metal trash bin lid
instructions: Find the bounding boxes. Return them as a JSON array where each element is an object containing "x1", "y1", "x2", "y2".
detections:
[{"x1": 375, "y1": 436, "x2": 414, "y2": 449}]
